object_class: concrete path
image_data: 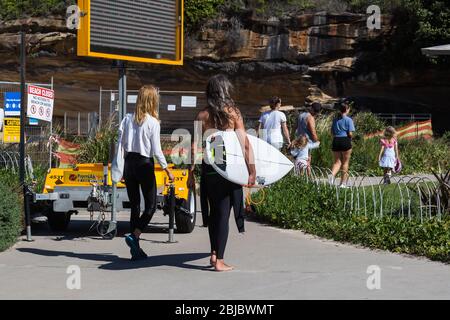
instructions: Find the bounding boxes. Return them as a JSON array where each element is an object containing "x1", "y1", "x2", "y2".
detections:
[{"x1": 0, "y1": 210, "x2": 449, "y2": 300}]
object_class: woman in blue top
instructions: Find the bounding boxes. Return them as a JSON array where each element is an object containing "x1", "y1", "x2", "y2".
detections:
[{"x1": 330, "y1": 100, "x2": 355, "y2": 188}]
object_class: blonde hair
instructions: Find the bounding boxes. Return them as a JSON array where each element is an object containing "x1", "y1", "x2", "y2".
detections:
[
  {"x1": 134, "y1": 85, "x2": 159, "y2": 125},
  {"x1": 292, "y1": 135, "x2": 308, "y2": 149},
  {"x1": 383, "y1": 126, "x2": 397, "y2": 139}
]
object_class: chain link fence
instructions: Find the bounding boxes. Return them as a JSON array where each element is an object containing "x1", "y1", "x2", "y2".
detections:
[{"x1": 98, "y1": 88, "x2": 207, "y2": 134}]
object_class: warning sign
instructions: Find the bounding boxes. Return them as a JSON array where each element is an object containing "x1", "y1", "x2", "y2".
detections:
[
  {"x1": 3, "y1": 118, "x2": 20, "y2": 144},
  {"x1": 27, "y1": 85, "x2": 54, "y2": 122}
]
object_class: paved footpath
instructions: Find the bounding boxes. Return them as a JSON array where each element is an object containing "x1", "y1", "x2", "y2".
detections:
[{"x1": 0, "y1": 209, "x2": 449, "y2": 300}]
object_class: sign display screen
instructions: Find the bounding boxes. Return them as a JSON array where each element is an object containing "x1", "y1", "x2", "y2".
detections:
[{"x1": 78, "y1": 0, "x2": 183, "y2": 65}]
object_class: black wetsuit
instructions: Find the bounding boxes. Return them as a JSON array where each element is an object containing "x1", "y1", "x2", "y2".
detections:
[
  {"x1": 200, "y1": 162, "x2": 210, "y2": 227},
  {"x1": 203, "y1": 163, "x2": 244, "y2": 260},
  {"x1": 123, "y1": 152, "x2": 157, "y2": 233}
]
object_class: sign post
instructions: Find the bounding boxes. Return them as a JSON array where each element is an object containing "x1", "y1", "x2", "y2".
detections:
[{"x1": 19, "y1": 30, "x2": 32, "y2": 242}]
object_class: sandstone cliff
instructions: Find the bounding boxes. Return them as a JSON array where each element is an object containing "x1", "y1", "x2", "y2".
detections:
[{"x1": 0, "y1": 13, "x2": 449, "y2": 132}]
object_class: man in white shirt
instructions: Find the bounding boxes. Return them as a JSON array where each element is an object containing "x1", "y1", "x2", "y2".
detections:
[{"x1": 257, "y1": 97, "x2": 291, "y2": 150}]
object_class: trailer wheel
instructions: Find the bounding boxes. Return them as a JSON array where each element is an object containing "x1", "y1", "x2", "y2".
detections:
[
  {"x1": 175, "y1": 189, "x2": 196, "y2": 233},
  {"x1": 47, "y1": 210, "x2": 71, "y2": 231}
]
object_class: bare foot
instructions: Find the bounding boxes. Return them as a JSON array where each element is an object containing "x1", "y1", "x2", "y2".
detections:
[
  {"x1": 209, "y1": 252, "x2": 217, "y2": 267},
  {"x1": 214, "y1": 259, "x2": 234, "y2": 272}
]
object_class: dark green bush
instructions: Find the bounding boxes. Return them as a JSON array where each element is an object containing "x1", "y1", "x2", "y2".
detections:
[
  {"x1": 0, "y1": 0, "x2": 74, "y2": 20},
  {"x1": 0, "y1": 170, "x2": 22, "y2": 252},
  {"x1": 254, "y1": 174, "x2": 450, "y2": 262},
  {"x1": 185, "y1": 0, "x2": 225, "y2": 29}
]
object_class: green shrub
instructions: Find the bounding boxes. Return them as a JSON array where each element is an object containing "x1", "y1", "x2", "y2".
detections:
[
  {"x1": 254, "y1": 174, "x2": 450, "y2": 262},
  {"x1": 0, "y1": 170, "x2": 22, "y2": 252},
  {"x1": 76, "y1": 120, "x2": 118, "y2": 164},
  {"x1": 0, "y1": 0, "x2": 74, "y2": 20},
  {"x1": 352, "y1": 112, "x2": 386, "y2": 136},
  {"x1": 185, "y1": 0, "x2": 225, "y2": 29}
]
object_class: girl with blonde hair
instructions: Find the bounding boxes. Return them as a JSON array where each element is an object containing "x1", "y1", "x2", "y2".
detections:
[
  {"x1": 113, "y1": 85, "x2": 174, "y2": 260},
  {"x1": 290, "y1": 134, "x2": 320, "y2": 175},
  {"x1": 378, "y1": 126, "x2": 400, "y2": 184}
]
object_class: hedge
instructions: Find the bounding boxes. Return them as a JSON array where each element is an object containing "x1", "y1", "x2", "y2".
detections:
[
  {"x1": 0, "y1": 171, "x2": 22, "y2": 252},
  {"x1": 253, "y1": 174, "x2": 450, "y2": 262}
]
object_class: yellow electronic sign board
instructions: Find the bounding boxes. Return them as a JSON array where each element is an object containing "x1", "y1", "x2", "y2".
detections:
[{"x1": 77, "y1": 0, "x2": 184, "y2": 65}]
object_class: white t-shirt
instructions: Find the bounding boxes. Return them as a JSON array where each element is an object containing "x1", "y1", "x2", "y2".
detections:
[{"x1": 259, "y1": 110, "x2": 287, "y2": 144}]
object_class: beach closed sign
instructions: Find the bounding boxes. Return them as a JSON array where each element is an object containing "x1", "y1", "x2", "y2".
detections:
[{"x1": 27, "y1": 85, "x2": 54, "y2": 122}]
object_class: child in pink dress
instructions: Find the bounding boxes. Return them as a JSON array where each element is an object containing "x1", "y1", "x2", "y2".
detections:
[{"x1": 378, "y1": 126, "x2": 400, "y2": 184}]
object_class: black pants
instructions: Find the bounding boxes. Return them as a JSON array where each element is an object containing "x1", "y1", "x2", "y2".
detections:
[
  {"x1": 201, "y1": 163, "x2": 245, "y2": 233},
  {"x1": 200, "y1": 163, "x2": 209, "y2": 227},
  {"x1": 124, "y1": 152, "x2": 157, "y2": 234},
  {"x1": 205, "y1": 172, "x2": 241, "y2": 260}
]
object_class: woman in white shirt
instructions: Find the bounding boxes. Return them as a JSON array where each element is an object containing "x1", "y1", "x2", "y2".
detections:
[
  {"x1": 257, "y1": 96, "x2": 291, "y2": 150},
  {"x1": 114, "y1": 85, "x2": 174, "y2": 260}
]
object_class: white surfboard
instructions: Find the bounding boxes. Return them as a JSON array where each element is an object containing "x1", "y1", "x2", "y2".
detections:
[{"x1": 205, "y1": 131, "x2": 294, "y2": 186}]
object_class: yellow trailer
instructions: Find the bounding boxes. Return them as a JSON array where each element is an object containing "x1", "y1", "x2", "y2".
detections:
[{"x1": 35, "y1": 163, "x2": 196, "y2": 236}]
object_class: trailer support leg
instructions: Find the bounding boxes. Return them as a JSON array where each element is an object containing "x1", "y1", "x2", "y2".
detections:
[{"x1": 167, "y1": 184, "x2": 177, "y2": 243}]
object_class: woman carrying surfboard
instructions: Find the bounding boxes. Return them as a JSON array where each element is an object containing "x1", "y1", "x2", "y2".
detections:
[{"x1": 188, "y1": 75, "x2": 256, "y2": 272}]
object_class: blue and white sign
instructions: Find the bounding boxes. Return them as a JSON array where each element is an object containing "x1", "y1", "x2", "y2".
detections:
[
  {"x1": 29, "y1": 118, "x2": 39, "y2": 125},
  {"x1": 4, "y1": 92, "x2": 21, "y2": 116}
]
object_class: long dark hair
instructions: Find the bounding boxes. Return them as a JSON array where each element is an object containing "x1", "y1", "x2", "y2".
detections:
[
  {"x1": 206, "y1": 74, "x2": 237, "y2": 130},
  {"x1": 334, "y1": 99, "x2": 350, "y2": 120}
]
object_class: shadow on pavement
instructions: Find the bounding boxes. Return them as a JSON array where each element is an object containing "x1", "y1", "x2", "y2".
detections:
[
  {"x1": 17, "y1": 248, "x2": 210, "y2": 271},
  {"x1": 29, "y1": 219, "x2": 187, "y2": 241}
]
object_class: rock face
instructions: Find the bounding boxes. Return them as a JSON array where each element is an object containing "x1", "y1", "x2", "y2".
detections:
[
  {"x1": 0, "y1": 13, "x2": 449, "y2": 133},
  {"x1": 186, "y1": 12, "x2": 389, "y2": 67}
]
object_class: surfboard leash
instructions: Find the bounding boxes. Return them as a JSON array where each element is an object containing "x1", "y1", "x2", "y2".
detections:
[{"x1": 244, "y1": 185, "x2": 266, "y2": 206}]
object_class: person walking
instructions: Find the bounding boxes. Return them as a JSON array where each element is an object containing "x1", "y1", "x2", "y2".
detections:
[
  {"x1": 290, "y1": 135, "x2": 320, "y2": 175},
  {"x1": 329, "y1": 99, "x2": 355, "y2": 188},
  {"x1": 257, "y1": 96, "x2": 291, "y2": 150},
  {"x1": 294, "y1": 102, "x2": 321, "y2": 169},
  {"x1": 378, "y1": 126, "x2": 400, "y2": 184},
  {"x1": 112, "y1": 85, "x2": 174, "y2": 260},
  {"x1": 295, "y1": 102, "x2": 321, "y2": 142},
  {"x1": 188, "y1": 75, "x2": 256, "y2": 272}
]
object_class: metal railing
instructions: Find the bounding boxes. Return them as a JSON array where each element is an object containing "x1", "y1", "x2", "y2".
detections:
[{"x1": 294, "y1": 166, "x2": 446, "y2": 222}]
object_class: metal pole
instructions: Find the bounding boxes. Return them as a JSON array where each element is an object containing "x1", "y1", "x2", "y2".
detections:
[
  {"x1": 109, "y1": 91, "x2": 113, "y2": 117},
  {"x1": 49, "y1": 76, "x2": 53, "y2": 169},
  {"x1": 99, "y1": 86, "x2": 102, "y2": 127},
  {"x1": 168, "y1": 184, "x2": 176, "y2": 243},
  {"x1": 20, "y1": 31, "x2": 32, "y2": 241},
  {"x1": 64, "y1": 112, "x2": 67, "y2": 137},
  {"x1": 19, "y1": 31, "x2": 26, "y2": 186},
  {"x1": 118, "y1": 61, "x2": 127, "y2": 121},
  {"x1": 78, "y1": 112, "x2": 80, "y2": 136},
  {"x1": 111, "y1": 61, "x2": 127, "y2": 230}
]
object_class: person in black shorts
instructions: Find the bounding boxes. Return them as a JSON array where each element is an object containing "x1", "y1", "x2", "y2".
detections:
[{"x1": 330, "y1": 99, "x2": 355, "y2": 188}]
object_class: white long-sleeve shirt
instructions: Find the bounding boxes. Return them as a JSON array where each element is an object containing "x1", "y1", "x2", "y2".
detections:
[
  {"x1": 112, "y1": 113, "x2": 167, "y2": 182},
  {"x1": 290, "y1": 141, "x2": 320, "y2": 161}
]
